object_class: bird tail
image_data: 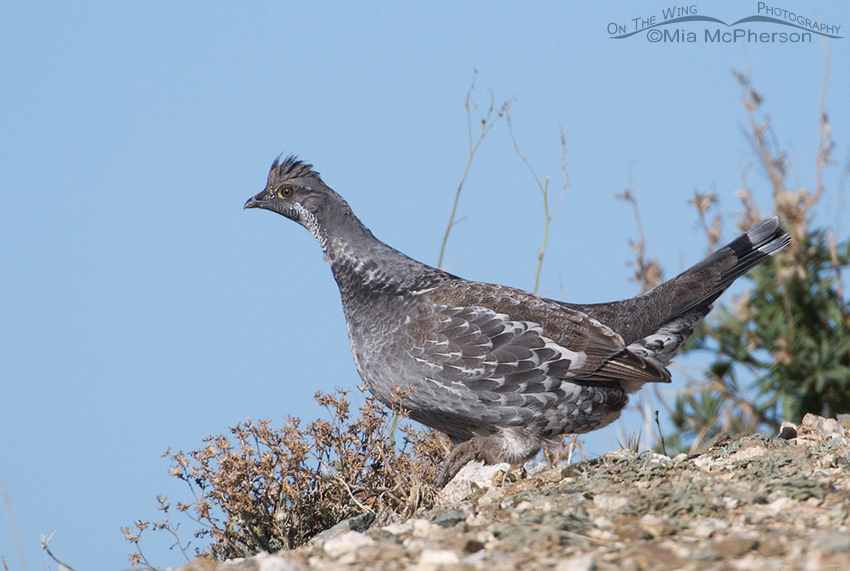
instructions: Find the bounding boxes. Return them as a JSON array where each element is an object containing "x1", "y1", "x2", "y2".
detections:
[
  {"x1": 623, "y1": 216, "x2": 789, "y2": 367},
  {"x1": 569, "y1": 216, "x2": 790, "y2": 349},
  {"x1": 650, "y1": 216, "x2": 790, "y2": 319}
]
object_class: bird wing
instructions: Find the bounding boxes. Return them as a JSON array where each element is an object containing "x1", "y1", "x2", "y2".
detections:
[{"x1": 404, "y1": 282, "x2": 670, "y2": 410}]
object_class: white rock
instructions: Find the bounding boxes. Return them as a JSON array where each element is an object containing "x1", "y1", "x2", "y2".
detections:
[
  {"x1": 692, "y1": 455, "x2": 714, "y2": 470},
  {"x1": 459, "y1": 460, "x2": 512, "y2": 481},
  {"x1": 592, "y1": 494, "x2": 628, "y2": 512},
  {"x1": 554, "y1": 553, "x2": 595, "y2": 571},
  {"x1": 257, "y1": 554, "x2": 303, "y2": 571},
  {"x1": 524, "y1": 459, "x2": 549, "y2": 475},
  {"x1": 477, "y1": 485, "x2": 508, "y2": 506},
  {"x1": 419, "y1": 549, "x2": 461, "y2": 565},
  {"x1": 436, "y1": 461, "x2": 512, "y2": 505},
  {"x1": 721, "y1": 496, "x2": 740, "y2": 509},
  {"x1": 381, "y1": 522, "x2": 411, "y2": 535},
  {"x1": 639, "y1": 514, "x2": 673, "y2": 537},
  {"x1": 767, "y1": 496, "x2": 796, "y2": 517},
  {"x1": 587, "y1": 528, "x2": 616, "y2": 540},
  {"x1": 462, "y1": 550, "x2": 487, "y2": 564},
  {"x1": 819, "y1": 418, "x2": 846, "y2": 438},
  {"x1": 515, "y1": 500, "x2": 533, "y2": 514},
  {"x1": 412, "y1": 518, "x2": 432, "y2": 537},
  {"x1": 692, "y1": 517, "x2": 728, "y2": 538},
  {"x1": 322, "y1": 530, "x2": 374, "y2": 558}
]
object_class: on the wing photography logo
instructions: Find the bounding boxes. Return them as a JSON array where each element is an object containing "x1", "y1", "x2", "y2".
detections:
[{"x1": 608, "y1": 3, "x2": 842, "y2": 43}]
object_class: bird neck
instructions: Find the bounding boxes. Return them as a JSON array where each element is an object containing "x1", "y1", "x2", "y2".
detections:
[
  {"x1": 321, "y1": 217, "x2": 448, "y2": 296},
  {"x1": 327, "y1": 238, "x2": 436, "y2": 293}
]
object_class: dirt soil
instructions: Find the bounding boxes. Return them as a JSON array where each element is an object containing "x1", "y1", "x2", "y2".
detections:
[{"x1": 179, "y1": 414, "x2": 850, "y2": 571}]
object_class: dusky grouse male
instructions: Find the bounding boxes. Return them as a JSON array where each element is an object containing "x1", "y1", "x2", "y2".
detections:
[{"x1": 245, "y1": 155, "x2": 790, "y2": 485}]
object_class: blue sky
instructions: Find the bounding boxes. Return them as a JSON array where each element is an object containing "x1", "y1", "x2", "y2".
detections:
[{"x1": 2, "y1": 2, "x2": 848, "y2": 569}]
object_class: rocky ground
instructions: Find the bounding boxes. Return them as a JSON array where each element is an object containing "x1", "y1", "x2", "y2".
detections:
[{"x1": 178, "y1": 414, "x2": 850, "y2": 571}]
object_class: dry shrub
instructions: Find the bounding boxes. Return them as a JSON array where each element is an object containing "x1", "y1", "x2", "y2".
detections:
[{"x1": 124, "y1": 387, "x2": 448, "y2": 565}]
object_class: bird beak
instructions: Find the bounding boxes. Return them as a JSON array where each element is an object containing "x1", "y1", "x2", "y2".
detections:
[{"x1": 244, "y1": 194, "x2": 263, "y2": 210}]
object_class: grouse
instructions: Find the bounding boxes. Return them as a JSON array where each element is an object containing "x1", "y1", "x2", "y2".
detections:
[{"x1": 245, "y1": 155, "x2": 790, "y2": 485}]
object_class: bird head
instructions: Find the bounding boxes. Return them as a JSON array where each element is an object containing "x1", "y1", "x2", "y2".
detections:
[
  {"x1": 244, "y1": 155, "x2": 348, "y2": 247},
  {"x1": 244, "y1": 154, "x2": 325, "y2": 220}
]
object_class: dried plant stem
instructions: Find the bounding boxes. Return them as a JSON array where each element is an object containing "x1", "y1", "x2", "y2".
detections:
[
  {"x1": 156, "y1": 496, "x2": 192, "y2": 562},
  {"x1": 505, "y1": 113, "x2": 568, "y2": 293},
  {"x1": 689, "y1": 188, "x2": 721, "y2": 254},
  {"x1": 331, "y1": 474, "x2": 374, "y2": 514},
  {"x1": 566, "y1": 436, "x2": 577, "y2": 465},
  {"x1": 41, "y1": 533, "x2": 79, "y2": 571},
  {"x1": 438, "y1": 72, "x2": 511, "y2": 269},
  {"x1": 616, "y1": 171, "x2": 663, "y2": 292},
  {"x1": 654, "y1": 411, "x2": 667, "y2": 456},
  {"x1": 815, "y1": 40, "x2": 834, "y2": 201},
  {"x1": 0, "y1": 464, "x2": 27, "y2": 571}
]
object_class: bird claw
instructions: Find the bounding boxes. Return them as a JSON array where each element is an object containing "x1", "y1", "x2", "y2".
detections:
[
  {"x1": 435, "y1": 437, "x2": 486, "y2": 487},
  {"x1": 435, "y1": 434, "x2": 521, "y2": 487}
]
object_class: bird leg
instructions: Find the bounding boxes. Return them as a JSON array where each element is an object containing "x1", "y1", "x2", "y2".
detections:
[{"x1": 435, "y1": 435, "x2": 508, "y2": 487}]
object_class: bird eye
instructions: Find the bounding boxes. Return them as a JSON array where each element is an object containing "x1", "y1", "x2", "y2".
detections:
[{"x1": 275, "y1": 186, "x2": 294, "y2": 198}]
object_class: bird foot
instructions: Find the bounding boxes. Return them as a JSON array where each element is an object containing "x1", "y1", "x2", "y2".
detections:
[{"x1": 435, "y1": 435, "x2": 509, "y2": 487}]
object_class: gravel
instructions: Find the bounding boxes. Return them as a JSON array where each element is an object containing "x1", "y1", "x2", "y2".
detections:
[{"x1": 177, "y1": 414, "x2": 850, "y2": 571}]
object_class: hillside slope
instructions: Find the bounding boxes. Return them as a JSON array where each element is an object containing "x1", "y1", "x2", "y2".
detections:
[{"x1": 178, "y1": 414, "x2": 850, "y2": 571}]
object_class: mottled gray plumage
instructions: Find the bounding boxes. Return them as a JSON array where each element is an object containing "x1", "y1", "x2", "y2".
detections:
[{"x1": 245, "y1": 155, "x2": 790, "y2": 485}]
